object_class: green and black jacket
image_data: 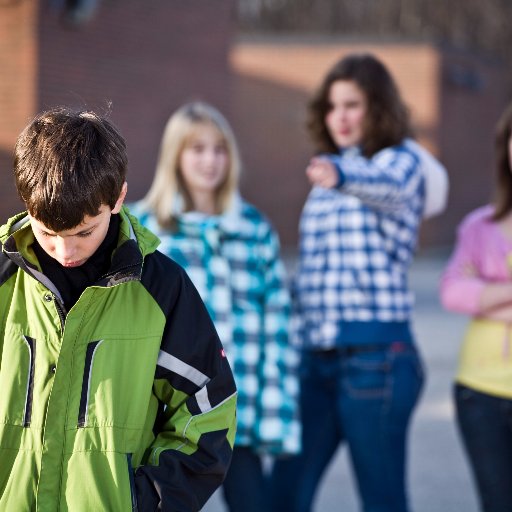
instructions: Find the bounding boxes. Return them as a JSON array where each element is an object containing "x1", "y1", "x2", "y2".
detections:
[{"x1": 0, "y1": 207, "x2": 237, "y2": 511}]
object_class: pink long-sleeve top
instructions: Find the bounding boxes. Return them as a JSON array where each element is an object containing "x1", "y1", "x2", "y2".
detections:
[{"x1": 440, "y1": 204, "x2": 512, "y2": 398}]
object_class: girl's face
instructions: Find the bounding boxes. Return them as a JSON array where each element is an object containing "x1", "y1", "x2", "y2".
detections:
[
  {"x1": 325, "y1": 79, "x2": 368, "y2": 149},
  {"x1": 179, "y1": 123, "x2": 229, "y2": 196}
]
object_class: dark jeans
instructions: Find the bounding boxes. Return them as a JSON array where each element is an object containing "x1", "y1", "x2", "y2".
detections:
[
  {"x1": 222, "y1": 446, "x2": 267, "y2": 512},
  {"x1": 270, "y1": 342, "x2": 424, "y2": 512},
  {"x1": 454, "y1": 384, "x2": 512, "y2": 512}
]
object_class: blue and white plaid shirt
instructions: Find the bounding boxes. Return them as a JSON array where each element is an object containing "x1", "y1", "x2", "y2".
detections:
[
  {"x1": 130, "y1": 198, "x2": 300, "y2": 455},
  {"x1": 294, "y1": 142, "x2": 425, "y2": 350}
]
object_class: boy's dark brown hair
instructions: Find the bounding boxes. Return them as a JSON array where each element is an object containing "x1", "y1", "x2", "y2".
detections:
[
  {"x1": 308, "y1": 53, "x2": 412, "y2": 157},
  {"x1": 492, "y1": 101, "x2": 512, "y2": 220},
  {"x1": 14, "y1": 107, "x2": 127, "y2": 231}
]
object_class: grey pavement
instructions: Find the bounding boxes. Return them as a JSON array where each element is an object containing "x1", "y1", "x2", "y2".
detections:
[{"x1": 202, "y1": 251, "x2": 479, "y2": 512}]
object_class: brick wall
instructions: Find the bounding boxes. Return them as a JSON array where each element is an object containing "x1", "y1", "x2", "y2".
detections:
[
  {"x1": 1, "y1": 11, "x2": 506, "y2": 249},
  {"x1": 38, "y1": 0, "x2": 236, "y2": 204},
  {"x1": 0, "y1": 0, "x2": 38, "y2": 215},
  {"x1": 0, "y1": 0, "x2": 236, "y2": 222},
  {"x1": 437, "y1": 48, "x2": 507, "y2": 241}
]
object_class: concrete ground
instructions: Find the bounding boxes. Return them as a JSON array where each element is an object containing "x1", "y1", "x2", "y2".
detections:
[{"x1": 202, "y1": 251, "x2": 480, "y2": 512}]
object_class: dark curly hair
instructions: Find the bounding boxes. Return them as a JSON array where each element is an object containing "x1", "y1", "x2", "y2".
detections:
[
  {"x1": 307, "y1": 53, "x2": 412, "y2": 157},
  {"x1": 492, "y1": 101, "x2": 512, "y2": 221}
]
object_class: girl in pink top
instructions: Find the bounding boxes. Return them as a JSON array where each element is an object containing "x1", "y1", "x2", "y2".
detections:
[{"x1": 440, "y1": 102, "x2": 512, "y2": 512}]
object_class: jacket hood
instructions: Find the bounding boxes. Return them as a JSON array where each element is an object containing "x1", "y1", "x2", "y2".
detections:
[
  {"x1": 120, "y1": 206, "x2": 160, "y2": 257},
  {"x1": 404, "y1": 138, "x2": 448, "y2": 219},
  {"x1": 0, "y1": 210, "x2": 30, "y2": 246}
]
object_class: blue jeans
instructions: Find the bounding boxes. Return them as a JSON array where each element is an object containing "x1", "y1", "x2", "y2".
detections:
[
  {"x1": 454, "y1": 384, "x2": 512, "y2": 512},
  {"x1": 270, "y1": 342, "x2": 424, "y2": 512},
  {"x1": 222, "y1": 446, "x2": 267, "y2": 512}
]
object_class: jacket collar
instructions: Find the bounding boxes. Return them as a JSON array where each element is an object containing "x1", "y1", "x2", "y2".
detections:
[
  {"x1": 178, "y1": 193, "x2": 244, "y2": 236},
  {"x1": 0, "y1": 206, "x2": 160, "y2": 287}
]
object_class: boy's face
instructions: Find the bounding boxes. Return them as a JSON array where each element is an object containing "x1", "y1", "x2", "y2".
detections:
[{"x1": 29, "y1": 183, "x2": 127, "y2": 268}]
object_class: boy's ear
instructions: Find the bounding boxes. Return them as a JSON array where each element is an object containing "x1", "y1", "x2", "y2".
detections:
[{"x1": 112, "y1": 182, "x2": 128, "y2": 214}]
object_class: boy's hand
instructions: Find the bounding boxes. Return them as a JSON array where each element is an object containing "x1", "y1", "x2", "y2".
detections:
[{"x1": 306, "y1": 157, "x2": 338, "y2": 188}]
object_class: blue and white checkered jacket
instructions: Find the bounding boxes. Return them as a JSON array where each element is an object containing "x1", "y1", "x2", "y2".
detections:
[
  {"x1": 295, "y1": 142, "x2": 426, "y2": 350},
  {"x1": 130, "y1": 198, "x2": 300, "y2": 455}
]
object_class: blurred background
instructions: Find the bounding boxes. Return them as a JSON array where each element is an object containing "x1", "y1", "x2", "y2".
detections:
[
  {"x1": 1, "y1": 0, "x2": 511, "y2": 250},
  {"x1": 1, "y1": 3, "x2": 511, "y2": 510}
]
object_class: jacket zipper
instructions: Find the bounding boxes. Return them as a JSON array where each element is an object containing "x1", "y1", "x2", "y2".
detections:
[{"x1": 52, "y1": 294, "x2": 66, "y2": 330}]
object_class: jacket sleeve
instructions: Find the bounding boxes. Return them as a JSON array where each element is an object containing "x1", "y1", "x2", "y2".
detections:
[
  {"x1": 135, "y1": 257, "x2": 237, "y2": 511},
  {"x1": 255, "y1": 223, "x2": 301, "y2": 455},
  {"x1": 330, "y1": 144, "x2": 424, "y2": 213}
]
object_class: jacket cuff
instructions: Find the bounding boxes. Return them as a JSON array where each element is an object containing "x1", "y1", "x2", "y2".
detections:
[{"x1": 333, "y1": 160, "x2": 346, "y2": 188}]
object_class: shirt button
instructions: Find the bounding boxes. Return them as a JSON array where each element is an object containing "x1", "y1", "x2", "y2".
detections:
[
  {"x1": 44, "y1": 293, "x2": 53, "y2": 302},
  {"x1": 50, "y1": 365, "x2": 57, "y2": 374}
]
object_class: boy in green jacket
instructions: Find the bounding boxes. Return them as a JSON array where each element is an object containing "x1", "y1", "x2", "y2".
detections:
[{"x1": 0, "y1": 107, "x2": 237, "y2": 511}]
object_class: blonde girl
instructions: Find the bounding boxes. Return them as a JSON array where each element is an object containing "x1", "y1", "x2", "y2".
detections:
[{"x1": 130, "y1": 102, "x2": 300, "y2": 512}]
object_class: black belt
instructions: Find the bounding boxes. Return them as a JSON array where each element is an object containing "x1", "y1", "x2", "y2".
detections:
[{"x1": 313, "y1": 344, "x2": 389, "y2": 358}]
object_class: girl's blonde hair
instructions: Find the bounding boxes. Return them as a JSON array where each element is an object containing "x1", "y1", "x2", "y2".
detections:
[{"x1": 142, "y1": 102, "x2": 241, "y2": 228}]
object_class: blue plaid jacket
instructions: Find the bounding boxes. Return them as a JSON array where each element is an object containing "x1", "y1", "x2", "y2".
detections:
[
  {"x1": 130, "y1": 199, "x2": 300, "y2": 455},
  {"x1": 295, "y1": 142, "x2": 425, "y2": 350}
]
